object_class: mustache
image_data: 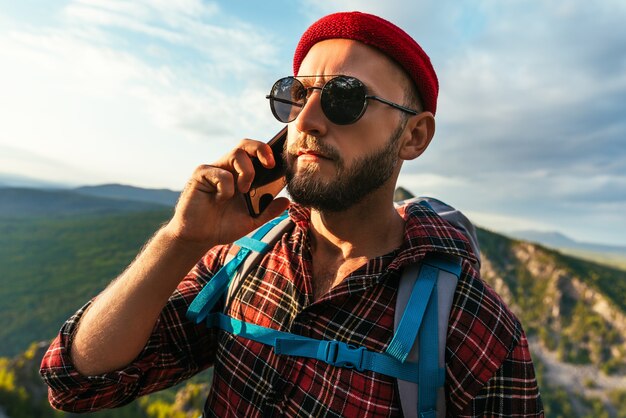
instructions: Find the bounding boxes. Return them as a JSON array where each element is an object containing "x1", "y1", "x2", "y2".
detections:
[{"x1": 286, "y1": 135, "x2": 340, "y2": 160}]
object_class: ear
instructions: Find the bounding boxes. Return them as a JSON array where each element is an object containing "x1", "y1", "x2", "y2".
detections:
[{"x1": 398, "y1": 112, "x2": 435, "y2": 160}]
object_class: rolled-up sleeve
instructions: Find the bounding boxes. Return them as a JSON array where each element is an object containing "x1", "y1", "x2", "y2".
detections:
[{"x1": 40, "y1": 246, "x2": 227, "y2": 412}]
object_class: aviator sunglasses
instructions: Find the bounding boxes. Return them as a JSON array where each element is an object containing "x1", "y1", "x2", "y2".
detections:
[{"x1": 266, "y1": 75, "x2": 419, "y2": 125}]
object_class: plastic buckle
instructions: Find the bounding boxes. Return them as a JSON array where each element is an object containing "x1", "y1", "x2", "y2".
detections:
[{"x1": 322, "y1": 341, "x2": 365, "y2": 371}]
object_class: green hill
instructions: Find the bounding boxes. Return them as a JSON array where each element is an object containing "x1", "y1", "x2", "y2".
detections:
[
  {"x1": 477, "y1": 227, "x2": 626, "y2": 416},
  {"x1": 0, "y1": 188, "x2": 166, "y2": 218},
  {"x1": 74, "y1": 184, "x2": 180, "y2": 207},
  {"x1": 0, "y1": 209, "x2": 172, "y2": 357},
  {"x1": 0, "y1": 190, "x2": 215, "y2": 417}
]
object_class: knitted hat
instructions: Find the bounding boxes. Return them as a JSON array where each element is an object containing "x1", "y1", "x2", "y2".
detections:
[{"x1": 293, "y1": 11, "x2": 439, "y2": 115}]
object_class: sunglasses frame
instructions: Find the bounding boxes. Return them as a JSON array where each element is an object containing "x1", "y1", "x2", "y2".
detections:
[{"x1": 266, "y1": 75, "x2": 419, "y2": 125}]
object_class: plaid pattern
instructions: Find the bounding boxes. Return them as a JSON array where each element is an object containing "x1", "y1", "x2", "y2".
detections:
[{"x1": 40, "y1": 203, "x2": 543, "y2": 417}]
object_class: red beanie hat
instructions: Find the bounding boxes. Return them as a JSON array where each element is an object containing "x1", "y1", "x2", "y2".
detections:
[{"x1": 294, "y1": 11, "x2": 439, "y2": 115}]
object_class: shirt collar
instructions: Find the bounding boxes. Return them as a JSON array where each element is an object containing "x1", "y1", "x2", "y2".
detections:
[
  {"x1": 287, "y1": 202, "x2": 477, "y2": 269},
  {"x1": 288, "y1": 203, "x2": 312, "y2": 231},
  {"x1": 391, "y1": 201, "x2": 478, "y2": 269}
]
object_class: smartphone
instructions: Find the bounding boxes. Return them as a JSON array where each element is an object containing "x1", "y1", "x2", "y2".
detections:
[{"x1": 244, "y1": 127, "x2": 288, "y2": 217}]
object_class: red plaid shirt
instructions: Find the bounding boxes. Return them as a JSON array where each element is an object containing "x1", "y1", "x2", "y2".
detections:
[{"x1": 41, "y1": 203, "x2": 543, "y2": 417}]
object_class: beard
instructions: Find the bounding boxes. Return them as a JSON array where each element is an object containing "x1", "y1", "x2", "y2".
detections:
[{"x1": 285, "y1": 120, "x2": 406, "y2": 212}]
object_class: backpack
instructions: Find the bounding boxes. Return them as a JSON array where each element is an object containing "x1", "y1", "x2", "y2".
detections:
[{"x1": 186, "y1": 197, "x2": 480, "y2": 418}]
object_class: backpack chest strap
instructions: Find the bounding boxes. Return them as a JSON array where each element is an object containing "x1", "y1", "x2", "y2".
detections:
[{"x1": 206, "y1": 312, "x2": 445, "y2": 386}]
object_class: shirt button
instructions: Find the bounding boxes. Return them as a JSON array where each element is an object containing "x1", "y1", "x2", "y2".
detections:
[{"x1": 300, "y1": 315, "x2": 311, "y2": 325}]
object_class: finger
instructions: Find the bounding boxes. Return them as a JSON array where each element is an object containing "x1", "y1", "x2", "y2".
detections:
[
  {"x1": 192, "y1": 165, "x2": 236, "y2": 201},
  {"x1": 231, "y1": 149, "x2": 254, "y2": 193},
  {"x1": 237, "y1": 139, "x2": 275, "y2": 168},
  {"x1": 210, "y1": 170, "x2": 236, "y2": 202},
  {"x1": 257, "y1": 144, "x2": 275, "y2": 169},
  {"x1": 186, "y1": 165, "x2": 215, "y2": 193}
]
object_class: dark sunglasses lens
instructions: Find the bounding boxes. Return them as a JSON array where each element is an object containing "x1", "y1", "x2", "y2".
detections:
[
  {"x1": 269, "y1": 77, "x2": 305, "y2": 123},
  {"x1": 321, "y1": 76, "x2": 366, "y2": 125}
]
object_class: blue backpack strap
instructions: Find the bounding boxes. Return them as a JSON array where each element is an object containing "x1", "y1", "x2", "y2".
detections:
[
  {"x1": 205, "y1": 312, "x2": 423, "y2": 383},
  {"x1": 188, "y1": 205, "x2": 466, "y2": 417},
  {"x1": 186, "y1": 212, "x2": 289, "y2": 324},
  {"x1": 385, "y1": 263, "x2": 437, "y2": 363},
  {"x1": 224, "y1": 215, "x2": 295, "y2": 307},
  {"x1": 202, "y1": 255, "x2": 460, "y2": 391},
  {"x1": 390, "y1": 254, "x2": 462, "y2": 418},
  {"x1": 419, "y1": 256, "x2": 462, "y2": 417},
  {"x1": 417, "y1": 263, "x2": 441, "y2": 417}
]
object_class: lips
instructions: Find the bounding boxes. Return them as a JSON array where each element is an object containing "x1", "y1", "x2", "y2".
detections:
[
  {"x1": 298, "y1": 149, "x2": 325, "y2": 158},
  {"x1": 288, "y1": 135, "x2": 339, "y2": 162},
  {"x1": 297, "y1": 149, "x2": 330, "y2": 159}
]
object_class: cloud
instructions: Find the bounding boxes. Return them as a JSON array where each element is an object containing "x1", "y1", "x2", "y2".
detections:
[
  {"x1": 0, "y1": 0, "x2": 288, "y2": 189},
  {"x1": 347, "y1": 1, "x2": 626, "y2": 228},
  {"x1": 297, "y1": 0, "x2": 624, "y2": 244},
  {"x1": 0, "y1": 144, "x2": 98, "y2": 186},
  {"x1": 302, "y1": 1, "x2": 626, "y2": 181},
  {"x1": 464, "y1": 210, "x2": 556, "y2": 235},
  {"x1": 2, "y1": 0, "x2": 285, "y2": 142},
  {"x1": 63, "y1": 0, "x2": 281, "y2": 81},
  {"x1": 1, "y1": 0, "x2": 624, "y2": 244}
]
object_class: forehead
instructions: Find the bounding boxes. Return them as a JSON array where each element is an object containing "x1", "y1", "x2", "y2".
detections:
[{"x1": 296, "y1": 39, "x2": 406, "y2": 86}]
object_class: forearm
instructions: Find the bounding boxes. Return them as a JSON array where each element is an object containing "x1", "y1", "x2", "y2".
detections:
[
  {"x1": 58, "y1": 143, "x2": 290, "y2": 376},
  {"x1": 41, "y1": 275, "x2": 218, "y2": 412},
  {"x1": 71, "y1": 226, "x2": 211, "y2": 376}
]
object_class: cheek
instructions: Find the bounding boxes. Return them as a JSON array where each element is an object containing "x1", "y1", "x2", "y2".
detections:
[
  {"x1": 285, "y1": 128, "x2": 298, "y2": 150},
  {"x1": 339, "y1": 118, "x2": 384, "y2": 154},
  {"x1": 284, "y1": 148, "x2": 298, "y2": 172},
  {"x1": 363, "y1": 105, "x2": 402, "y2": 132}
]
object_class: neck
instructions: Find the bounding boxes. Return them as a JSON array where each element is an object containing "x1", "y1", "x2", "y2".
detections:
[{"x1": 309, "y1": 189, "x2": 405, "y2": 261}]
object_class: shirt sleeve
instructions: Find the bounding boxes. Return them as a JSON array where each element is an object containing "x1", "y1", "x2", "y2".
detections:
[
  {"x1": 39, "y1": 245, "x2": 229, "y2": 413},
  {"x1": 445, "y1": 260, "x2": 544, "y2": 417},
  {"x1": 458, "y1": 329, "x2": 544, "y2": 417}
]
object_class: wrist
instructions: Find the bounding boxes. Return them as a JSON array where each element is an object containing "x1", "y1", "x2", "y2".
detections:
[{"x1": 158, "y1": 223, "x2": 215, "y2": 260}]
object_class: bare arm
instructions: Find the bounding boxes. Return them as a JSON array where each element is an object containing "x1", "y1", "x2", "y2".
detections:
[{"x1": 71, "y1": 141, "x2": 290, "y2": 376}]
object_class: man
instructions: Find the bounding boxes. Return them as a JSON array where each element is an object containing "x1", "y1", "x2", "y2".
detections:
[{"x1": 40, "y1": 11, "x2": 543, "y2": 417}]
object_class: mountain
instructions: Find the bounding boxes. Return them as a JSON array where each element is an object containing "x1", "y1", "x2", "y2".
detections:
[
  {"x1": 509, "y1": 230, "x2": 626, "y2": 256},
  {"x1": 74, "y1": 184, "x2": 180, "y2": 207},
  {"x1": 477, "y1": 227, "x2": 626, "y2": 416},
  {"x1": 507, "y1": 230, "x2": 626, "y2": 271},
  {"x1": 393, "y1": 186, "x2": 414, "y2": 201},
  {"x1": 2, "y1": 186, "x2": 626, "y2": 416},
  {"x1": 0, "y1": 187, "x2": 167, "y2": 218},
  {"x1": 5, "y1": 219, "x2": 626, "y2": 416},
  {"x1": 0, "y1": 173, "x2": 69, "y2": 189},
  {"x1": 0, "y1": 186, "x2": 178, "y2": 357},
  {"x1": 0, "y1": 208, "x2": 173, "y2": 358}
]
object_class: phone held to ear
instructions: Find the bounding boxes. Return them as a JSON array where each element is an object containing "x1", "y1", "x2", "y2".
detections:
[{"x1": 244, "y1": 127, "x2": 288, "y2": 217}]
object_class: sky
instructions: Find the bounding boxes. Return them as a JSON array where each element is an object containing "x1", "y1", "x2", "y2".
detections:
[{"x1": 0, "y1": 0, "x2": 624, "y2": 246}]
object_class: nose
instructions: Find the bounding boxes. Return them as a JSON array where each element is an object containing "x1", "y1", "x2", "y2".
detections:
[{"x1": 293, "y1": 87, "x2": 327, "y2": 137}]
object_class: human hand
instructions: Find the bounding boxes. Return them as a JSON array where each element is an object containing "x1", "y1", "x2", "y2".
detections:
[{"x1": 164, "y1": 139, "x2": 290, "y2": 249}]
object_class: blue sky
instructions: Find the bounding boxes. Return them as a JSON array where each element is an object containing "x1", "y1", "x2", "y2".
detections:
[{"x1": 0, "y1": 0, "x2": 624, "y2": 246}]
